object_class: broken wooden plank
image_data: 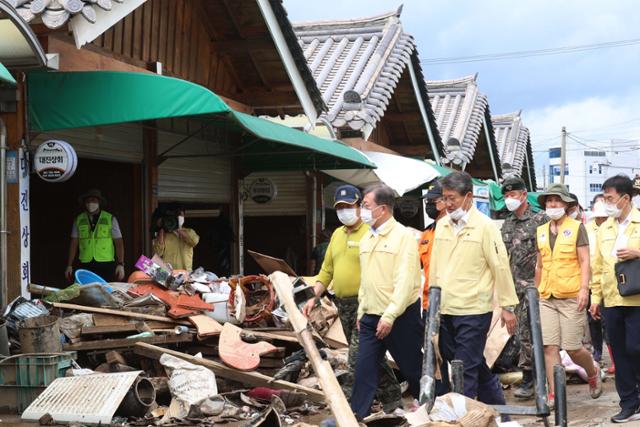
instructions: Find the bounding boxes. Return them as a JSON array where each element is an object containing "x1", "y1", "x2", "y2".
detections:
[
  {"x1": 269, "y1": 271, "x2": 358, "y2": 427},
  {"x1": 63, "y1": 333, "x2": 194, "y2": 351},
  {"x1": 242, "y1": 330, "x2": 299, "y2": 343},
  {"x1": 82, "y1": 324, "x2": 140, "y2": 335},
  {"x1": 219, "y1": 323, "x2": 278, "y2": 371},
  {"x1": 52, "y1": 302, "x2": 190, "y2": 325},
  {"x1": 188, "y1": 315, "x2": 223, "y2": 337},
  {"x1": 134, "y1": 342, "x2": 325, "y2": 403}
]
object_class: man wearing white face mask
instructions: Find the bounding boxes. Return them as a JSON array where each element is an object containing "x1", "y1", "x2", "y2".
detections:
[
  {"x1": 302, "y1": 184, "x2": 402, "y2": 414},
  {"x1": 500, "y1": 177, "x2": 548, "y2": 399},
  {"x1": 66, "y1": 189, "x2": 125, "y2": 282},
  {"x1": 535, "y1": 183, "x2": 602, "y2": 405},
  {"x1": 430, "y1": 171, "x2": 517, "y2": 406},
  {"x1": 152, "y1": 204, "x2": 200, "y2": 272}
]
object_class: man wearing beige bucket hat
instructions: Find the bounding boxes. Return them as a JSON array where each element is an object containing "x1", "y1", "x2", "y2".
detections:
[{"x1": 535, "y1": 183, "x2": 602, "y2": 405}]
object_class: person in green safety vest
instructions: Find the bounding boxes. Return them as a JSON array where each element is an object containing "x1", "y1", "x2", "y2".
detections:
[{"x1": 65, "y1": 189, "x2": 125, "y2": 282}]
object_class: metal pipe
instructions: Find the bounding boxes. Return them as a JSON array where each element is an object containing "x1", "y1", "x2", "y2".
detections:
[
  {"x1": 482, "y1": 114, "x2": 499, "y2": 182},
  {"x1": 419, "y1": 286, "x2": 441, "y2": 411},
  {"x1": 526, "y1": 287, "x2": 550, "y2": 415},
  {"x1": 554, "y1": 364, "x2": 567, "y2": 427},
  {"x1": 0, "y1": 118, "x2": 7, "y2": 307},
  {"x1": 409, "y1": 60, "x2": 441, "y2": 165}
]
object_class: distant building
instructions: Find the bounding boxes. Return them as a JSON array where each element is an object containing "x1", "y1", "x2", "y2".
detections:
[{"x1": 547, "y1": 139, "x2": 640, "y2": 207}]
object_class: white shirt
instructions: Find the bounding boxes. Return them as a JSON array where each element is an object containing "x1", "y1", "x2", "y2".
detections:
[
  {"x1": 449, "y1": 210, "x2": 471, "y2": 236},
  {"x1": 612, "y1": 215, "x2": 631, "y2": 257}
]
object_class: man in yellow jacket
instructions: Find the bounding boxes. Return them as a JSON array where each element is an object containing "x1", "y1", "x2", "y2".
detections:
[
  {"x1": 351, "y1": 183, "x2": 422, "y2": 419},
  {"x1": 590, "y1": 175, "x2": 640, "y2": 423},
  {"x1": 152, "y1": 205, "x2": 200, "y2": 271},
  {"x1": 429, "y1": 171, "x2": 518, "y2": 405},
  {"x1": 535, "y1": 183, "x2": 601, "y2": 405}
]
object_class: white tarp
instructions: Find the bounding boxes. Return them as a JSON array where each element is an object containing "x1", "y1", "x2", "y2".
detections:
[{"x1": 323, "y1": 150, "x2": 440, "y2": 196}]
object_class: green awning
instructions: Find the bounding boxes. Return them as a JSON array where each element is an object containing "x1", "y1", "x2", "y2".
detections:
[
  {"x1": 27, "y1": 71, "x2": 374, "y2": 171},
  {"x1": 0, "y1": 62, "x2": 15, "y2": 86}
]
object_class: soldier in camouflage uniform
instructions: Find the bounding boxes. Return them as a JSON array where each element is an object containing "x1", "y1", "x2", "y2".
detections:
[
  {"x1": 302, "y1": 184, "x2": 402, "y2": 413},
  {"x1": 501, "y1": 177, "x2": 548, "y2": 398}
]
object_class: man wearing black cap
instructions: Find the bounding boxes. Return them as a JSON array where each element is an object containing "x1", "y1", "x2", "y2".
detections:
[
  {"x1": 419, "y1": 180, "x2": 446, "y2": 312},
  {"x1": 500, "y1": 177, "x2": 547, "y2": 398},
  {"x1": 65, "y1": 189, "x2": 125, "y2": 282},
  {"x1": 302, "y1": 184, "x2": 401, "y2": 414}
]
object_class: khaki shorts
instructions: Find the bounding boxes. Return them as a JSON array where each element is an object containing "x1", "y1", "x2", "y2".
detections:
[{"x1": 539, "y1": 297, "x2": 587, "y2": 350}]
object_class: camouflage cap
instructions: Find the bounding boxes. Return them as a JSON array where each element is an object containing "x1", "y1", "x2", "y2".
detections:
[{"x1": 501, "y1": 177, "x2": 526, "y2": 194}]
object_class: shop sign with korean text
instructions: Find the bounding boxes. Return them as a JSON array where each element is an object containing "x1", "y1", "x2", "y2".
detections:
[
  {"x1": 249, "y1": 178, "x2": 277, "y2": 204},
  {"x1": 33, "y1": 140, "x2": 78, "y2": 183},
  {"x1": 19, "y1": 148, "x2": 30, "y2": 297}
]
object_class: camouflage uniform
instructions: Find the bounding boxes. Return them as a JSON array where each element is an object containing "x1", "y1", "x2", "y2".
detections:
[
  {"x1": 335, "y1": 297, "x2": 402, "y2": 413},
  {"x1": 501, "y1": 205, "x2": 548, "y2": 371}
]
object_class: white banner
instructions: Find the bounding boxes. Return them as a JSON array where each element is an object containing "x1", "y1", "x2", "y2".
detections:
[{"x1": 19, "y1": 148, "x2": 30, "y2": 297}]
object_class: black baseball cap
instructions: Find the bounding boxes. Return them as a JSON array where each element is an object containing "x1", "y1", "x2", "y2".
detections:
[
  {"x1": 334, "y1": 184, "x2": 362, "y2": 207},
  {"x1": 501, "y1": 177, "x2": 526, "y2": 194},
  {"x1": 421, "y1": 180, "x2": 443, "y2": 200}
]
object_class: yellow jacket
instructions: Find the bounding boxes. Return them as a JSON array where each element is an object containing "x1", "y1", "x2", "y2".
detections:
[
  {"x1": 537, "y1": 218, "x2": 582, "y2": 299},
  {"x1": 316, "y1": 222, "x2": 369, "y2": 298},
  {"x1": 358, "y1": 217, "x2": 421, "y2": 325},
  {"x1": 152, "y1": 228, "x2": 200, "y2": 271},
  {"x1": 429, "y1": 207, "x2": 518, "y2": 315},
  {"x1": 591, "y1": 208, "x2": 640, "y2": 307}
]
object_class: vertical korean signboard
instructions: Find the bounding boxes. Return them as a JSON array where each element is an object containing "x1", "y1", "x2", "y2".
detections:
[{"x1": 19, "y1": 148, "x2": 30, "y2": 297}]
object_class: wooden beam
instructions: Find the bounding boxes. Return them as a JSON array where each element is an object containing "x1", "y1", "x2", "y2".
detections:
[
  {"x1": 269, "y1": 272, "x2": 358, "y2": 427},
  {"x1": 389, "y1": 144, "x2": 429, "y2": 156},
  {"x1": 211, "y1": 39, "x2": 274, "y2": 53},
  {"x1": 51, "y1": 302, "x2": 190, "y2": 325},
  {"x1": 134, "y1": 342, "x2": 326, "y2": 403},
  {"x1": 63, "y1": 333, "x2": 194, "y2": 351},
  {"x1": 383, "y1": 112, "x2": 422, "y2": 122}
]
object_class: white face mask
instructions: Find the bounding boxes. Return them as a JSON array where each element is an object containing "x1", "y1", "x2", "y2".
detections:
[
  {"x1": 178, "y1": 215, "x2": 185, "y2": 228},
  {"x1": 605, "y1": 200, "x2": 623, "y2": 218},
  {"x1": 336, "y1": 208, "x2": 358, "y2": 226},
  {"x1": 86, "y1": 202, "x2": 99, "y2": 214},
  {"x1": 546, "y1": 207, "x2": 565, "y2": 220},
  {"x1": 360, "y1": 206, "x2": 381, "y2": 227},
  {"x1": 568, "y1": 210, "x2": 579, "y2": 220},
  {"x1": 504, "y1": 197, "x2": 522, "y2": 212},
  {"x1": 448, "y1": 195, "x2": 469, "y2": 221}
]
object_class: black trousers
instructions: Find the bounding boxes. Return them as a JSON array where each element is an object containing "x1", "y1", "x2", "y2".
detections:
[
  {"x1": 78, "y1": 260, "x2": 116, "y2": 282},
  {"x1": 603, "y1": 306, "x2": 640, "y2": 411},
  {"x1": 351, "y1": 300, "x2": 423, "y2": 419},
  {"x1": 439, "y1": 312, "x2": 506, "y2": 405}
]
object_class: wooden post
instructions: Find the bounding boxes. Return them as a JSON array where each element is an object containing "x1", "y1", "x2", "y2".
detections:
[
  {"x1": 269, "y1": 271, "x2": 359, "y2": 427},
  {"x1": 143, "y1": 123, "x2": 158, "y2": 256}
]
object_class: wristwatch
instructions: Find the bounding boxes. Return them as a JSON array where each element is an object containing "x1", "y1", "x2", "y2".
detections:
[{"x1": 503, "y1": 306, "x2": 515, "y2": 313}]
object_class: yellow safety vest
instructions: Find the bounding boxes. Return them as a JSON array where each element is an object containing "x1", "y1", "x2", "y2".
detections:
[
  {"x1": 537, "y1": 218, "x2": 582, "y2": 299},
  {"x1": 76, "y1": 211, "x2": 115, "y2": 263}
]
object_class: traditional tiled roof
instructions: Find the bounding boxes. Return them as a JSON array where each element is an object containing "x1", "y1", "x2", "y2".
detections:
[
  {"x1": 293, "y1": 7, "x2": 429, "y2": 136},
  {"x1": 9, "y1": 0, "x2": 126, "y2": 29},
  {"x1": 493, "y1": 111, "x2": 537, "y2": 188},
  {"x1": 492, "y1": 111, "x2": 529, "y2": 176},
  {"x1": 426, "y1": 74, "x2": 491, "y2": 165}
]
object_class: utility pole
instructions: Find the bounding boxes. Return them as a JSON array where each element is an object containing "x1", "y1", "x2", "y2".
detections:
[
  {"x1": 560, "y1": 126, "x2": 567, "y2": 184},
  {"x1": 541, "y1": 164, "x2": 546, "y2": 189}
]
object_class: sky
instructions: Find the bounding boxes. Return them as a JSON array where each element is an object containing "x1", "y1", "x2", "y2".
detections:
[{"x1": 283, "y1": 1, "x2": 640, "y2": 179}]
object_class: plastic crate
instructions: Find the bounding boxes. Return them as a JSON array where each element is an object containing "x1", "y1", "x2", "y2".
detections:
[
  {"x1": 0, "y1": 353, "x2": 76, "y2": 413},
  {"x1": 0, "y1": 352, "x2": 77, "y2": 387}
]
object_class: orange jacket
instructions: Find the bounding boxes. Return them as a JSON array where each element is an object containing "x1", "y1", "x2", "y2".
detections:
[{"x1": 419, "y1": 226, "x2": 436, "y2": 310}]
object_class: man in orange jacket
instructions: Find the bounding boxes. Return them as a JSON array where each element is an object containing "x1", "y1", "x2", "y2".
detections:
[{"x1": 419, "y1": 180, "x2": 447, "y2": 311}]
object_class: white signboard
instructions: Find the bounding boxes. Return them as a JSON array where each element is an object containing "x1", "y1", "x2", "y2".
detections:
[
  {"x1": 33, "y1": 140, "x2": 78, "y2": 183},
  {"x1": 249, "y1": 178, "x2": 277, "y2": 204},
  {"x1": 19, "y1": 148, "x2": 30, "y2": 297}
]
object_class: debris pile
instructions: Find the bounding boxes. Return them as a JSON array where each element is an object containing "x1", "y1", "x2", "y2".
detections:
[{"x1": 0, "y1": 255, "x2": 353, "y2": 426}]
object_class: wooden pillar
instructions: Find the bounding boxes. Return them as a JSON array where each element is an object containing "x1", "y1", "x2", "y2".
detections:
[
  {"x1": 143, "y1": 124, "x2": 158, "y2": 256},
  {"x1": 2, "y1": 76, "x2": 26, "y2": 301}
]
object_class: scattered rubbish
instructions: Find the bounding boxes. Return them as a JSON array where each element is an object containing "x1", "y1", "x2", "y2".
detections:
[
  {"x1": 19, "y1": 316, "x2": 62, "y2": 354},
  {"x1": 405, "y1": 393, "x2": 499, "y2": 427},
  {"x1": 219, "y1": 323, "x2": 278, "y2": 371},
  {"x1": 160, "y1": 353, "x2": 219, "y2": 406},
  {"x1": 21, "y1": 371, "x2": 146, "y2": 425}
]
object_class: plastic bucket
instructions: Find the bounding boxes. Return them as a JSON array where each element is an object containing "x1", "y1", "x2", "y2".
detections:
[
  {"x1": 75, "y1": 269, "x2": 112, "y2": 293},
  {"x1": 18, "y1": 315, "x2": 62, "y2": 354}
]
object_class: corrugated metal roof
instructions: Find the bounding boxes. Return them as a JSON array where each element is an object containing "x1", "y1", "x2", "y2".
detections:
[
  {"x1": 293, "y1": 7, "x2": 429, "y2": 136},
  {"x1": 426, "y1": 74, "x2": 491, "y2": 165},
  {"x1": 492, "y1": 111, "x2": 529, "y2": 176}
]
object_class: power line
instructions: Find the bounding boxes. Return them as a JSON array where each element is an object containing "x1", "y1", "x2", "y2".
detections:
[{"x1": 424, "y1": 36, "x2": 640, "y2": 64}]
